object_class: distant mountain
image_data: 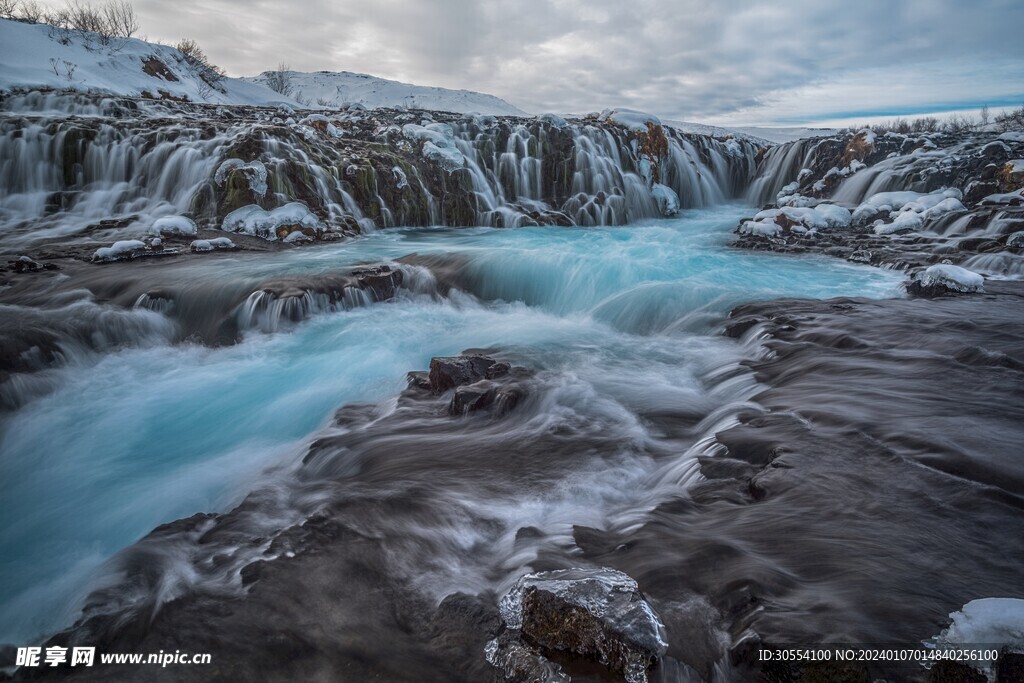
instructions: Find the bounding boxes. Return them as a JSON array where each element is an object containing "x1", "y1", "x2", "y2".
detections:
[{"x1": 241, "y1": 70, "x2": 528, "y2": 116}]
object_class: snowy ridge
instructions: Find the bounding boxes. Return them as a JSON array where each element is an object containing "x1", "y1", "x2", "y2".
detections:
[
  {"x1": 0, "y1": 18, "x2": 294, "y2": 106},
  {"x1": 242, "y1": 70, "x2": 527, "y2": 116}
]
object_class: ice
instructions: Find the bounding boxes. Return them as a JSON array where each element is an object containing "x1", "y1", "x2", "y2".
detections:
[
  {"x1": 221, "y1": 203, "x2": 323, "y2": 240},
  {"x1": 855, "y1": 188, "x2": 964, "y2": 227},
  {"x1": 214, "y1": 159, "x2": 268, "y2": 197},
  {"x1": 916, "y1": 263, "x2": 985, "y2": 292},
  {"x1": 738, "y1": 220, "x2": 781, "y2": 237},
  {"x1": 150, "y1": 216, "x2": 198, "y2": 236},
  {"x1": 92, "y1": 239, "x2": 147, "y2": 261},
  {"x1": 930, "y1": 598, "x2": 1024, "y2": 676},
  {"x1": 539, "y1": 113, "x2": 569, "y2": 128},
  {"x1": 190, "y1": 237, "x2": 235, "y2": 252},
  {"x1": 752, "y1": 204, "x2": 851, "y2": 230},
  {"x1": 651, "y1": 184, "x2": 680, "y2": 217},
  {"x1": 875, "y1": 210, "x2": 923, "y2": 234},
  {"x1": 392, "y1": 166, "x2": 409, "y2": 189},
  {"x1": 980, "y1": 189, "x2": 1024, "y2": 206},
  {"x1": 602, "y1": 108, "x2": 662, "y2": 132},
  {"x1": 402, "y1": 123, "x2": 466, "y2": 172}
]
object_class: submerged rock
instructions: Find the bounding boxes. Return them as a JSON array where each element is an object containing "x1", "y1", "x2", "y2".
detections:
[{"x1": 489, "y1": 567, "x2": 668, "y2": 683}]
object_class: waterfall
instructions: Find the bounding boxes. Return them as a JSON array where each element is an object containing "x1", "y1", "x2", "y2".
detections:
[{"x1": 0, "y1": 90, "x2": 762, "y2": 248}]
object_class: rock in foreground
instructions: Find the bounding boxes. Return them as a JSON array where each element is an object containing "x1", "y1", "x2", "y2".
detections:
[{"x1": 489, "y1": 568, "x2": 668, "y2": 683}]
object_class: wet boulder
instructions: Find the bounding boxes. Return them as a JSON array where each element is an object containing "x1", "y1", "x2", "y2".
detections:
[
  {"x1": 351, "y1": 264, "x2": 403, "y2": 300},
  {"x1": 489, "y1": 568, "x2": 668, "y2": 683},
  {"x1": 450, "y1": 379, "x2": 525, "y2": 416},
  {"x1": 428, "y1": 354, "x2": 506, "y2": 393}
]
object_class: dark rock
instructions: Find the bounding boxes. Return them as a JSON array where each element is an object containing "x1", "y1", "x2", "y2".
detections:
[
  {"x1": 492, "y1": 568, "x2": 667, "y2": 683},
  {"x1": 351, "y1": 264, "x2": 403, "y2": 300},
  {"x1": 406, "y1": 370, "x2": 431, "y2": 391},
  {"x1": 450, "y1": 380, "x2": 498, "y2": 415},
  {"x1": 997, "y1": 652, "x2": 1024, "y2": 683},
  {"x1": 428, "y1": 354, "x2": 501, "y2": 393},
  {"x1": 964, "y1": 180, "x2": 999, "y2": 207},
  {"x1": 929, "y1": 659, "x2": 987, "y2": 683}
]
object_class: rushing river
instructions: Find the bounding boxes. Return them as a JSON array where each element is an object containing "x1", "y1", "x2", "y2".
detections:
[{"x1": 0, "y1": 205, "x2": 905, "y2": 646}]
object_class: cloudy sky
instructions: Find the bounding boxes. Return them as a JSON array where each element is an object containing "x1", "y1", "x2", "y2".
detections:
[{"x1": 125, "y1": 0, "x2": 1023, "y2": 126}]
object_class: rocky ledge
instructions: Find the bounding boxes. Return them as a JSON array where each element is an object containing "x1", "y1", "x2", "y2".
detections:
[{"x1": 734, "y1": 128, "x2": 1024, "y2": 293}]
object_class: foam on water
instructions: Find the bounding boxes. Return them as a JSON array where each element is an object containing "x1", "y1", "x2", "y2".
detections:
[{"x1": 0, "y1": 206, "x2": 905, "y2": 643}]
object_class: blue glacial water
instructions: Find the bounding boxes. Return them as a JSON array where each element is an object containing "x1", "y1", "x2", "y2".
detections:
[{"x1": 0, "y1": 205, "x2": 905, "y2": 644}]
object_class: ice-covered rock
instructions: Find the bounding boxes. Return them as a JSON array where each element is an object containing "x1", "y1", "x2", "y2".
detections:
[
  {"x1": 402, "y1": 123, "x2": 466, "y2": 173},
  {"x1": 221, "y1": 203, "x2": 323, "y2": 240},
  {"x1": 738, "y1": 220, "x2": 781, "y2": 237},
  {"x1": 927, "y1": 598, "x2": 1024, "y2": 679},
  {"x1": 92, "y1": 239, "x2": 147, "y2": 262},
  {"x1": 601, "y1": 108, "x2": 662, "y2": 132},
  {"x1": 214, "y1": 159, "x2": 268, "y2": 197},
  {"x1": 151, "y1": 216, "x2": 198, "y2": 236},
  {"x1": 538, "y1": 113, "x2": 569, "y2": 128},
  {"x1": 875, "y1": 210, "x2": 924, "y2": 235},
  {"x1": 491, "y1": 567, "x2": 667, "y2": 683},
  {"x1": 908, "y1": 263, "x2": 984, "y2": 296},
  {"x1": 190, "y1": 237, "x2": 236, "y2": 252},
  {"x1": 980, "y1": 188, "x2": 1024, "y2": 206},
  {"x1": 651, "y1": 183, "x2": 680, "y2": 217},
  {"x1": 747, "y1": 204, "x2": 851, "y2": 233}
]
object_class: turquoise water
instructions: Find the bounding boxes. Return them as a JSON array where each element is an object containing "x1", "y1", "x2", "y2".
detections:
[{"x1": 0, "y1": 205, "x2": 904, "y2": 643}]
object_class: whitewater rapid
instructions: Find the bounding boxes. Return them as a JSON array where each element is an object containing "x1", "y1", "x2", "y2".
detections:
[{"x1": 0, "y1": 205, "x2": 905, "y2": 645}]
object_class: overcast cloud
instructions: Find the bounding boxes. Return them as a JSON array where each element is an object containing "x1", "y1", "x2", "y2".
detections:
[{"x1": 123, "y1": 0, "x2": 1023, "y2": 125}]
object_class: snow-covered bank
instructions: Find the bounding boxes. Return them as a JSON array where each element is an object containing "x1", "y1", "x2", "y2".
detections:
[
  {"x1": 241, "y1": 69, "x2": 527, "y2": 116},
  {"x1": 0, "y1": 18, "x2": 292, "y2": 105}
]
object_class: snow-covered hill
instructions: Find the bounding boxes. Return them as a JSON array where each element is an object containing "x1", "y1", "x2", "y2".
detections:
[
  {"x1": 241, "y1": 70, "x2": 528, "y2": 116},
  {"x1": 0, "y1": 18, "x2": 295, "y2": 106}
]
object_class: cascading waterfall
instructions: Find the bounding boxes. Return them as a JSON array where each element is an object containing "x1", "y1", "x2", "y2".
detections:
[
  {"x1": 0, "y1": 90, "x2": 761, "y2": 248},
  {"x1": 746, "y1": 136, "x2": 820, "y2": 206}
]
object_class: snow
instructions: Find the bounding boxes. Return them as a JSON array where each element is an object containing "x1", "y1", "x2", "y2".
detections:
[
  {"x1": 753, "y1": 204, "x2": 852, "y2": 229},
  {"x1": 855, "y1": 188, "x2": 964, "y2": 227},
  {"x1": 538, "y1": 113, "x2": 569, "y2": 128},
  {"x1": 1008, "y1": 159, "x2": 1024, "y2": 174},
  {"x1": 402, "y1": 123, "x2": 465, "y2": 172},
  {"x1": 190, "y1": 237, "x2": 235, "y2": 252},
  {"x1": 738, "y1": 220, "x2": 780, "y2": 237},
  {"x1": 917, "y1": 263, "x2": 985, "y2": 292},
  {"x1": 998, "y1": 131, "x2": 1024, "y2": 142},
  {"x1": 602, "y1": 108, "x2": 661, "y2": 132},
  {"x1": 0, "y1": 18, "x2": 296, "y2": 106},
  {"x1": 221, "y1": 202, "x2": 323, "y2": 240},
  {"x1": 651, "y1": 183, "x2": 680, "y2": 216},
  {"x1": 242, "y1": 69, "x2": 527, "y2": 116},
  {"x1": 980, "y1": 188, "x2": 1024, "y2": 206},
  {"x1": 875, "y1": 210, "x2": 923, "y2": 234},
  {"x1": 931, "y1": 598, "x2": 1024, "y2": 676},
  {"x1": 92, "y1": 239, "x2": 146, "y2": 261},
  {"x1": 214, "y1": 159, "x2": 268, "y2": 197},
  {"x1": 150, "y1": 216, "x2": 197, "y2": 236}
]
